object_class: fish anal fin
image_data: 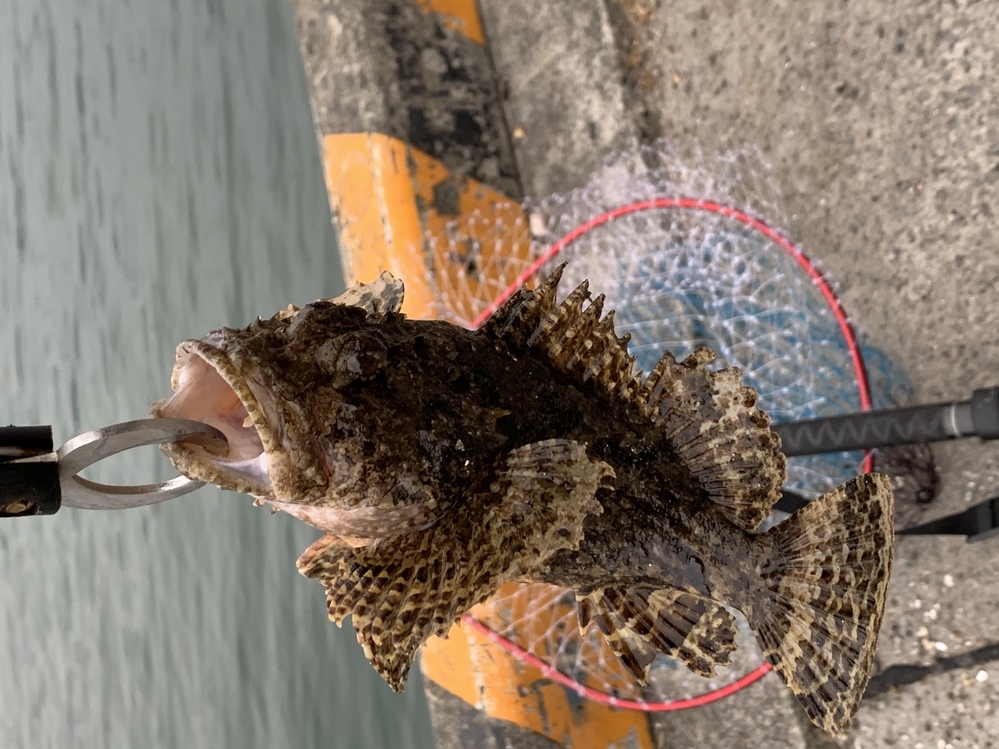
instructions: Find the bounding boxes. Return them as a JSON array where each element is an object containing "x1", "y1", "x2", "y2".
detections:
[
  {"x1": 643, "y1": 347, "x2": 786, "y2": 531},
  {"x1": 577, "y1": 586, "x2": 738, "y2": 683},
  {"x1": 751, "y1": 473, "x2": 894, "y2": 734}
]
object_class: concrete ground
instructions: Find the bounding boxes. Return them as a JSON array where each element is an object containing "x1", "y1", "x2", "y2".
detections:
[{"x1": 476, "y1": 1, "x2": 999, "y2": 747}]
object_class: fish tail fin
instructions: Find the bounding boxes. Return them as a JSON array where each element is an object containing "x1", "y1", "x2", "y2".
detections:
[{"x1": 750, "y1": 473, "x2": 894, "y2": 734}]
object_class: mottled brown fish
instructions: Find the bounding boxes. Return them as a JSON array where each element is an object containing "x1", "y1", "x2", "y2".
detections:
[{"x1": 152, "y1": 266, "x2": 893, "y2": 734}]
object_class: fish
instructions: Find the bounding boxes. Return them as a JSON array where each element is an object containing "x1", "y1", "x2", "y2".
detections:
[{"x1": 151, "y1": 265, "x2": 894, "y2": 734}]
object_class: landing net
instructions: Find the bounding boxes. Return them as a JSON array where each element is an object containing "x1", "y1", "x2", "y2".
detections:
[{"x1": 416, "y1": 142, "x2": 911, "y2": 708}]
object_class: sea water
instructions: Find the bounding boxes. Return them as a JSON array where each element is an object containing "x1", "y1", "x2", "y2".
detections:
[{"x1": 0, "y1": 0, "x2": 434, "y2": 746}]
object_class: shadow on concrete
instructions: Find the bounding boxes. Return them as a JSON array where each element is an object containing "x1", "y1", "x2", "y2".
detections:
[{"x1": 865, "y1": 641, "x2": 999, "y2": 699}]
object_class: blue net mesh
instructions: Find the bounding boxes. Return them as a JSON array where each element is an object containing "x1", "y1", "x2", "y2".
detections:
[{"x1": 598, "y1": 225, "x2": 913, "y2": 497}]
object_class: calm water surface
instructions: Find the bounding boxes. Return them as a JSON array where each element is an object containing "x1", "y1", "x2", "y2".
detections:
[{"x1": 0, "y1": 1, "x2": 434, "y2": 746}]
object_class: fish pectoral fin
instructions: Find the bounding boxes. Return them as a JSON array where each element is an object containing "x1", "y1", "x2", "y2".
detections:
[
  {"x1": 750, "y1": 473, "x2": 894, "y2": 735},
  {"x1": 643, "y1": 347, "x2": 786, "y2": 531},
  {"x1": 577, "y1": 586, "x2": 738, "y2": 684},
  {"x1": 296, "y1": 528, "x2": 491, "y2": 693},
  {"x1": 486, "y1": 439, "x2": 614, "y2": 576}
]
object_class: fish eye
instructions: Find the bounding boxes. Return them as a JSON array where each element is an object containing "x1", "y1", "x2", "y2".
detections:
[{"x1": 316, "y1": 334, "x2": 388, "y2": 384}]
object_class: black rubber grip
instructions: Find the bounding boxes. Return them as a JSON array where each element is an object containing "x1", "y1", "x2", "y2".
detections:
[
  {"x1": 0, "y1": 426, "x2": 61, "y2": 516},
  {"x1": 0, "y1": 458, "x2": 61, "y2": 516},
  {"x1": 0, "y1": 425, "x2": 54, "y2": 458},
  {"x1": 773, "y1": 401, "x2": 972, "y2": 457},
  {"x1": 970, "y1": 387, "x2": 999, "y2": 440}
]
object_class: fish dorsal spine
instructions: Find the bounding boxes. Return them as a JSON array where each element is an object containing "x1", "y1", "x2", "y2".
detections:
[{"x1": 482, "y1": 263, "x2": 787, "y2": 532}]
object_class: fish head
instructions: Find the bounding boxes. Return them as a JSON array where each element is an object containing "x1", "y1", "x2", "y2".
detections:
[
  {"x1": 151, "y1": 325, "x2": 329, "y2": 502},
  {"x1": 151, "y1": 274, "x2": 442, "y2": 539}
]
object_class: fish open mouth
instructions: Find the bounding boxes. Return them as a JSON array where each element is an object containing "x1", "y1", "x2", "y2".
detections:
[{"x1": 153, "y1": 341, "x2": 276, "y2": 496}]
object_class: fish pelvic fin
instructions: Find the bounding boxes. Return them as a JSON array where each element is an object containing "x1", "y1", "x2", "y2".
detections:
[
  {"x1": 751, "y1": 473, "x2": 894, "y2": 735},
  {"x1": 482, "y1": 264, "x2": 785, "y2": 531},
  {"x1": 577, "y1": 587, "x2": 737, "y2": 683},
  {"x1": 297, "y1": 529, "x2": 480, "y2": 692},
  {"x1": 296, "y1": 439, "x2": 612, "y2": 692},
  {"x1": 642, "y1": 347, "x2": 786, "y2": 531}
]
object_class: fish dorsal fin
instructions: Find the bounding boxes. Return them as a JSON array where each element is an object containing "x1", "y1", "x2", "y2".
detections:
[
  {"x1": 642, "y1": 347, "x2": 786, "y2": 531},
  {"x1": 482, "y1": 264, "x2": 642, "y2": 403},
  {"x1": 297, "y1": 438, "x2": 612, "y2": 692},
  {"x1": 480, "y1": 263, "x2": 565, "y2": 344},
  {"x1": 577, "y1": 586, "x2": 738, "y2": 682},
  {"x1": 485, "y1": 265, "x2": 786, "y2": 531},
  {"x1": 329, "y1": 271, "x2": 405, "y2": 316}
]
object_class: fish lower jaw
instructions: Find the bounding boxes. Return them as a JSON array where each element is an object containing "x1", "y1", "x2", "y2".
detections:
[
  {"x1": 158, "y1": 440, "x2": 274, "y2": 497},
  {"x1": 154, "y1": 343, "x2": 275, "y2": 495},
  {"x1": 216, "y1": 454, "x2": 273, "y2": 493}
]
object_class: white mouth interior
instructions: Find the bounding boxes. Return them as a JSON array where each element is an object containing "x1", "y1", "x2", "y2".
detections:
[{"x1": 158, "y1": 355, "x2": 271, "y2": 490}]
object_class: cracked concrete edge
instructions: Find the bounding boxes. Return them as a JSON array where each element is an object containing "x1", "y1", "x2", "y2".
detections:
[
  {"x1": 424, "y1": 680, "x2": 563, "y2": 749},
  {"x1": 476, "y1": 0, "x2": 646, "y2": 200},
  {"x1": 291, "y1": 0, "x2": 520, "y2": 195},
  {"x1": 648, "y1": 670, "x2": 809, "y2": 749}
]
